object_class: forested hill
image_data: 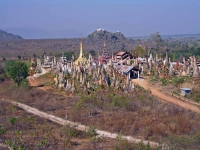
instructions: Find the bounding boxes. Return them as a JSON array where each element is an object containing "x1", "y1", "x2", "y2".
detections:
[{"x1": 0, "y1": 29, "x2": 23, "y2": 40}]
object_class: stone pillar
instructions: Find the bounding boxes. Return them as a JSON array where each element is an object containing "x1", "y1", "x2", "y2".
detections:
[
  {"x1": 82, "y1": 74, "x2": 85, "y2": 86},
  {"x1": 187, "y1": 65, "x2": 190, "y2": 75},
  {"x1": 165, "y1": 52, "x2": 168, "y2": 65},
  {"x1": 87, "y1": 81, "x2": 91, "y2": 89},
  {"x1": 169, "y1": 62, "x2": 173, "y2": 76},
  {"x1": 193, "y1": 56, "x2": 200, "y2": 77},
  {"x1": 80, "y1": 73, "x2": 82, "y2": 83},
  {"x1": 155, "y1": 53, "x2": 159, "y2": 62},
  {"x1": 71, "y1": 79, "x2": 75, "y2": 94}
]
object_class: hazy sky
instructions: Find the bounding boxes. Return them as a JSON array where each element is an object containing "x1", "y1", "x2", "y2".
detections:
[{"x1": 0, "y1": 0, "x2": 200, "y2": 38}]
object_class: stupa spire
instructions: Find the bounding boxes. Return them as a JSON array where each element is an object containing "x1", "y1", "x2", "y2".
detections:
[
  {"x1": 79, "y1": 39, "x2": 83, "y2": 58},
  {"x1": 75, "y1": 39, "x2": 87, "y2": 65}
]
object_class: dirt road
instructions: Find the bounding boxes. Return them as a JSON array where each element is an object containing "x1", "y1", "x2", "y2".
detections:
[
  {"x1": 1, "y1": 98, "x2": 167, "y2": 149},
  {"x1": 133, "y1": 79, "x2": 200, "y2": 113}
]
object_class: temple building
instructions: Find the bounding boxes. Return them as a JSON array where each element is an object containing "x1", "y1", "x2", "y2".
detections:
[
  {"x1": 75, "y1": 40, "x2": 87, "y2": 66},
  {"x1": 98, "y1": 42, "x2": 110, "y2": 64},
  {"x1": 114, "y1": 51, "x2": 133, "y2": 64}
]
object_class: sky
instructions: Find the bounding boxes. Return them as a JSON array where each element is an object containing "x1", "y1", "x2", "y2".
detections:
[{"x1": 0, "y1": 0, "x2": 200, "y2": 39}]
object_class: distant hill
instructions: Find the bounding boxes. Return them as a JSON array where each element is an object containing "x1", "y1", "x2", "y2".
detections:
[
  {"x1": 3, "y1": 27, "x2": 51, "y2": 39},
  {"x1": 0, "y1": 29, "x2": 137, "y2": 58},
  {"x1": 0, "y1": 29, "x2": 23, "y2": 40},
  {"x1": 85, "y1": 29, "x2": 135, "y2": 52},
  {"x1": 88, "y1": 29, "x2": 126, "y2": 41},
  {"x1": 3, "y1": 27, "x2": 83, "y2": 39}
]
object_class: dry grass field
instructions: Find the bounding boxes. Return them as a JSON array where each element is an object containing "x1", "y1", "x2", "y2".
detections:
[
  {"x1": 0, "y1": 34, "x2": 135, "y2": 59},
  {"x1": 0, "y1": 99, "x2": 157, "y2": 150},
  {"x1": 0, "y1": 74, "x2": 200, "y2": 149}
]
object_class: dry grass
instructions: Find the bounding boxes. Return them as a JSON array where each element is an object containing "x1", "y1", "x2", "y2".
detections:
[
  {"x1": 1, "y1": 78, "x2": 200, "y2": 149},
  {"x1": 1, "y1": 100, "x2": 156, "y2": 150}
]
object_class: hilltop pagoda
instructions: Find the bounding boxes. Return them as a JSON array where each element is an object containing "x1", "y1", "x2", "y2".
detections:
[{"x1": 75, "y1": 40, "x2": 87, "y2": 65}]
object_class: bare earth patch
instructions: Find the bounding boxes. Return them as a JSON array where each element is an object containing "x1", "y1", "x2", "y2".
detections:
[{"x1": 132, "y1": 78, "x2": 200, "y2": 113}]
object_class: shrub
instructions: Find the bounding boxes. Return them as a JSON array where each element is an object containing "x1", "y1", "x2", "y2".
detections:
[
  {"x1": 160, "y1": 78, "x2": 167, "y2": 86},
  {"x1": 8, "y1": 61, "x2": 28, "y2": 86},
  {"x1": 85, "y1": 126, "x2": 97, "y2": 137},
  {"x1": 194, "y1": 93, "x2": 200, "y2": 102},
  {"x1": 9, "y1": 117, "x2": 17, "y2": 125},
  {"x1": 172, "y1": 77, "x2": 184, "y2": 87},
  {"x1": 0, "y1": 126, "x2": 7, "y2": 135},
  {"x1": 0, "y1": 76, "x2": 5, "y2": 82}
]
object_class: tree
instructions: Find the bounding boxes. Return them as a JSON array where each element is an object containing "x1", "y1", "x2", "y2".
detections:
[
  {"x1": 9, "y1": 61, "x2": 28, "y2": 86},
  {"x1": 5, "y1": 60, "x2": 15, "y2": 75},
  {"x1": 89, "y1": 50, "x2": 96, "y2": 56},
  {"x1": 0, "y1": 64, "x2": 5, "y2": 82},
  {"x1": 148, "y1": 32, "x2": 164, "y2": 53},
  {"x1": 33, "y1": 54, "x2": 37, "y2": 58},
  {"x1": 133, "y1": 46, "x2": 146, "y2": 58},
  {"x1": 64, "y1": 51, "x2": 74, "y2": 60},
  {"x1": 18, "y1": 55, "x2": 21, "y2": 60},
  {"x1": 0, "y1": 64, "x2": 3, "y2": 74}
]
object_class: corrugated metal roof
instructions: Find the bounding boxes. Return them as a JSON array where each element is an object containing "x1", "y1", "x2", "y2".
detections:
[
  {"x1": 121, "y1": 66, "x2": 133, "y2": 73},
  {"x1": 180, "y1": 88, "x2": 191, "y2": 91},
  {"x1": 116, "y1": 52, "x2": 125, "y2": 56}
]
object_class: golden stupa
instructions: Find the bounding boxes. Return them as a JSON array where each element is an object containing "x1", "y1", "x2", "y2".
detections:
[{"x1": 75, "y1": 40, "x2": 87, "y2": 65}]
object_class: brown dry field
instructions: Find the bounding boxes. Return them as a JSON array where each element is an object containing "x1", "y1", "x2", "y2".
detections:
[
  {"x1": 0, "y1": 99, "x2": 155, "y2": 150},
  {"x1": 0, "y1": 37, "x2": 135, "y2": 59},
  {"x1": 0, "y1": 39, "x2": 80, "y2": 58},
  {"x1": 0, "y1": 74, "x2": 200, "y2": 150}
]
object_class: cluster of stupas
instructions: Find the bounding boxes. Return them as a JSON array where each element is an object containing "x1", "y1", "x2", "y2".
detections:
[
  {"x1": 32, "y1": 40, "x2": 200, "y2": 94},
  {"x1": 137, "y1": 52, "x2": 200, "y2": 78},
  {"x1": 51, "y1": 40, "x2": 135, "y2": 94}
]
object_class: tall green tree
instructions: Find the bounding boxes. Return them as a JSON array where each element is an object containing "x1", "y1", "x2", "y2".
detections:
[{"x1": 9, "y1": 61, "x2": 28, "y2": 86}]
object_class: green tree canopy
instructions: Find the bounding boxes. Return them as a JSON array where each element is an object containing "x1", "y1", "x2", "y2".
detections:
[
  {"x1": 89, "y1": 50, "x2": 96, "y2": 56},
  {"x1": 133, "y1": 46, "x2": 146, "y2": 58},
  {"x1": 5, "y1": 60, "x2": 15, "y2": 75},
  {"x1": 9, "y1": 61, "x2": 28, "y2": 86},
  {"x1": 17, "y1": 55, "x2": 21, "y2": 60}
]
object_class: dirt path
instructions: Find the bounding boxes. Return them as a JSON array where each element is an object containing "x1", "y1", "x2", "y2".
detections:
[
  {"x1": 1, "y1": 98, "x2": 168, "y2": 149},
  {"x1": 27, "y1": 68, "x2": 46, "y2": 85},
  {"x1": 133, "y1": 78, "x2": 200, "y2": 113},
  {"x1": 27, "y1": 68, "x2": 54, "y2": 91}
]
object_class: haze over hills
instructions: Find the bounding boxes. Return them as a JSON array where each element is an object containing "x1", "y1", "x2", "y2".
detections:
[
  {"x1": 0, "y1": 29, "x2": 23, "y2": 40},
  {"x1": 0, "y1": 29, "x2": 136, "y2": 58},
  {"x1": 3, "y1": 27, "x2": 86, "y2": 39},
  {"x1": 3, "y1": 27, "x2": 51, "y2": 39},
  {"x1": 2, "y1": 26, "x2": 200, "y2": 40},
  {"x1": 131, "y1": 33, "x2": 200, "y2": 40},
  {"x1": 0, "y1": 28, "x2": 200, "y2": 59}
]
